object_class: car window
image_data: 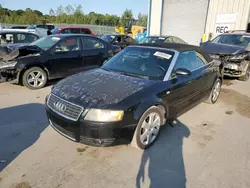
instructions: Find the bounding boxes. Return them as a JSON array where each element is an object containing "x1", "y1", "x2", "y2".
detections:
[
  {"x1": 30, "y1": 36, "x2": 62, "y2": 50},
  {"x1": 172, "y1": 37, "x2": 185, "y2": 44},
  {"x1": 61, "y1": 29, "x2": 71, "y2": 34},
  {"x1": 0, "y1": 33, "x2": 14, "y2": 44},
  {"x1": 196, "y1": 52, "x2": 207, "y2": 64},
  {"x1": 102, "y1": 47, "x2": 175, "y2": 80},
  {"x1": 115, "y1": 36, "x2": 122, "y2": 43},
  {"x1": 173, "y1": 51, "x2": 205, "y2": 72},
  {"x1": 53, "y1": 37, "x2": 81, "y2": 53},
  {"x1": 47, "y1": 25, "x2": 55, "y2": 31},
  {"x1": 71, "y1": 28, "x2": 81, "y2": 34},
  {"x1": 82, "y1": 38, "x2": 104, "y2": 49},
  {"x1": 139, "y1": 37, "x2": 165, "y2": 44},
  {"x1": 124, "y1": 36, "x2": 133, "y2": 43},
  {"x1": 212, "y1": 34, "x2": 250, "y2": 47},
  {"x1": 164, "y1": 37, "x2": 173, "y2": 43},
  {"x1": 15, "y1": 33, "x2": 38, "y2": 43},
  {"x1": 81, "y1": 29, "x2": 91, "y2": 34}
]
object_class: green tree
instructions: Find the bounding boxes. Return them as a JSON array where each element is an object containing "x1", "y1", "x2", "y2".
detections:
[
  {"x1": 120, "y1": 9, "x2": 133, "y2": 26},
  {"x1": 0, "y1": 4, "x2": 147, "y2": 27},
  {"x1": 138, "y1": 13, "x2": 147, "y2": 27}
]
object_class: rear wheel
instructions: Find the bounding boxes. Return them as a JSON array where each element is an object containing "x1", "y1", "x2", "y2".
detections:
[
  {"x1": 131, "y1": 106, "x2": 164, "y2": 149},
  {"x1": 205, "y1": 78, "x2": 222, "y2": 104},
  {"x1": 22, "y1": 67, "x2": 47, "y2": 90}
]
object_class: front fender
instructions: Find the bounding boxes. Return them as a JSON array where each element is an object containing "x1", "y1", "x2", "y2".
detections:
[
  {"x1": 15, "y1": 63, "x2": 50, "y2": 83},
  {"x1": 133, "y1": 96, "x2": 168, "y2": 121}
]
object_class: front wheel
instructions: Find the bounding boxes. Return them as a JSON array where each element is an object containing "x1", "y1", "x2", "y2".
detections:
[
  {"x1": 205, "y1": 78, "x2": 222, "y2": 104},
  {"x1": 131, "y1": 106, "x2": 164, "y2": 149},
  {"x1": 22, "y1": 67, "x2": 48, "y2": 90}
]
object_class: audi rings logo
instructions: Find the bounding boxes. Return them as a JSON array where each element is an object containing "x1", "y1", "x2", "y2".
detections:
[{"x1": 53, "y1": 101, "x2": 67, "y2": 112}]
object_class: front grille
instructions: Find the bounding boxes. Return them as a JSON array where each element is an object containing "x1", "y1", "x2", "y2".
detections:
[
  {"x1": 47, "y1": 94, "x2": 83, "y2": 121},
  {"x1": 80, "y1": 136, "x2": 115, "y2": 146},
  {"x1": 49, "y1": 119, "x2": 76, "y2": 141}
]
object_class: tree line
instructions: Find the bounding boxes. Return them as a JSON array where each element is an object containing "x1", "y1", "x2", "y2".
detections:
[{"x1": 0, "y1": 4, "x2": 148, "y2": 27}]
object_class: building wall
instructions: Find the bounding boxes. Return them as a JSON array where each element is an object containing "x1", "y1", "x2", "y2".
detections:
[
  {"x1": 205, "y1": 0, "x2": 250, "y2": 40},
  {"x1": 148, "y1": 0, "x2": 163, "y2": 36},
  {"x1": 161, "y1": 0, "x2": 209, "y2": 45}
]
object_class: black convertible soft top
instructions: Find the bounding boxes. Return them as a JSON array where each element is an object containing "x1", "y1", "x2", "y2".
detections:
[{"x1": 136, "y1": 43, "x2": 213, "y2": 62}]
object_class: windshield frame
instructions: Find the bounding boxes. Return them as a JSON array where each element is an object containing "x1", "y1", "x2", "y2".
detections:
[
  {"x1": 29, "y1": 35, "x2": 63, "y2": 51},
  {"x1": 102, "y1": 46, "x2": 178, "y2": 81}
]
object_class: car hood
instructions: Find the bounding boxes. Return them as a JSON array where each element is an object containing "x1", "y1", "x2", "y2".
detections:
[
  {"x1": 1, "y1": 43, "x2": 28, "y2": 50},
  {"x1": 52, "y1": 69, "x2": 155, "y2": 109},
  {"x1": 0, "y1": 45, "x2": 42, "y2": 64},
  {"x1": 200, "y1": 42, "x2": 248, "y2": 55}
]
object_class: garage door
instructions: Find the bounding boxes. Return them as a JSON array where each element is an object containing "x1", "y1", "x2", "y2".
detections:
[{"x1": 161, "y1": 0, "x2": 209, "y2": 45}]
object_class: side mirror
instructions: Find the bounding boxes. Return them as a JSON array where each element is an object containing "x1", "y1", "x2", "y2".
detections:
[
  {"x1": 50, "y1": 46, "x2": 63, "y2": 54},
  {"x1": 175, "y1": 68, "x2": 191, "y2": 76}
]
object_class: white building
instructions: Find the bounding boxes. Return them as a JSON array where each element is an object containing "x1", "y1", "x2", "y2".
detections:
[{"x1": 147, "y1": 0, "x2": 250, "y2": 45}]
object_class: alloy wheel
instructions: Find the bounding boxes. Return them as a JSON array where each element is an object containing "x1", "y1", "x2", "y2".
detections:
[
  {"x1": 27, "y1": 71, "x2": 45, "y2": 88},
  {"x1": 140, "y1": 112, "x2": 161, "y2": 145},
  {"x1": 212, "y1": 81, "x2": 221, "y2": 102}
]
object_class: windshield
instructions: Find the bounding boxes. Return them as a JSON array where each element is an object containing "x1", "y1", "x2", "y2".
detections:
[
  {"x1": 139, "y1": 37, "x2": 165, "y2": 44},
  {"x1": 29, "y1": 36, "x2": 62, "y2": 50},
  {"x1": 101, "y1": 35, "x2": 115, "y2": 42},
  {"x1": 212, "y1": 34, "x2": 250, "y2": 47},
  {"x1": 102, "y1": 47, "x2": 174, "y2": 80}
]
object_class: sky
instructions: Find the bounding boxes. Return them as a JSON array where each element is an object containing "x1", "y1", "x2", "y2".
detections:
[{"x1": 1, "y1": 0, "x2": 149, "y2": 17}]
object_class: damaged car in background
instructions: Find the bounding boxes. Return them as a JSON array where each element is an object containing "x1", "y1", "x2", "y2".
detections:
[
  {"x1": 0, "y1": 34, "x2": 121, "y2": 89},
  {"x1": 200, "y1": 32, "x2": 250, "y2": 81}
]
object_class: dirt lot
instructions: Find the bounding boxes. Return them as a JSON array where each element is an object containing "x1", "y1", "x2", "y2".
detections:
[{"x1": 0, "y1": 79, "x2": 250, "y2": 188}]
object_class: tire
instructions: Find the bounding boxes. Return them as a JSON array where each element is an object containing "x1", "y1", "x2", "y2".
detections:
[
  {"x1": 131, "y1": 106, "x2": 164, "y2": 150},
  {"x1": 205, "y1": 78, "x2": 222, "y2": 104},
  {"x1": 239, "y1": 64, "x2": 250, "y2": 81},
  {"x1": 22, "y1": 67, "x2": 48, "y2": 90}
]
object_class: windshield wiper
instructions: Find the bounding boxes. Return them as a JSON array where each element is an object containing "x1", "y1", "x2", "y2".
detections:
[
  {"x1": 118, "y1": 71, "x2": 149, "y2": 79},
  {"x1": 101, "y1": 67, "x2": 111, "y2": 72}
]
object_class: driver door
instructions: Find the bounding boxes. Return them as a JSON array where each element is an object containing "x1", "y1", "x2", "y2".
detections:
[
  {"x1": 48, "y1": 37, "x2": 84, "y2": 78},
  {"x1": 163, "y1": 51, "x2": 206, "y2": 118}
]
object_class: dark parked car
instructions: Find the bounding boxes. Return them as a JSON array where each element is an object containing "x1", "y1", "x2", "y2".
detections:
[
  {"x1": 51, "y1": 27, "x2": 95, "y2": 36},
  {"x1": 100, "y1": 34, "x2": 137, "y2": 49},
  {"x1": 200, "y1": 32, "x2": 250, "y2": 81},
  {"x1": 139, "y1": 35, "x2": 187, "y2": 44},
  {"x1": 0, "y1": 34, "x2": 121, "y2": 89},
  {"x1": 0, "y1": 31, "x2": 39, "y2": 48},
  {"x1": 45, "y1": 43, "x2": 222, "y2": 149}
]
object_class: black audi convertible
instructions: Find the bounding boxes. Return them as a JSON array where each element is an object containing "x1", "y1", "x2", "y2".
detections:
[{"x1": 45, "y1": 43, "x2": 222, "y2": 149}]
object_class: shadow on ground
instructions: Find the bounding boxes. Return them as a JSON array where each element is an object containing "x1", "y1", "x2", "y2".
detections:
[
  {"x1": 0, "y1": 103, "x2": 48, "y2": 172},
  {"x1": 136, "y1": 120, "x2": 190, "y2": 188},
  {"x1": 219, "y1": 88, "x2": 250, "y2": 118}
]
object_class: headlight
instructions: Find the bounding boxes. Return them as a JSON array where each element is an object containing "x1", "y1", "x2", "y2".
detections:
[
  {"x1": 230, "y1": 54, "x2": 248, "y2": 60},
  {"x1": 8, "y1": 61, "x2": 17, "y2": 66},
  {"x1": 1, "y1": 61, "x2": 17, "y2": 68},
  {"x1": 84, "y1": 109, "x2": 124, "y2": 122}
]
